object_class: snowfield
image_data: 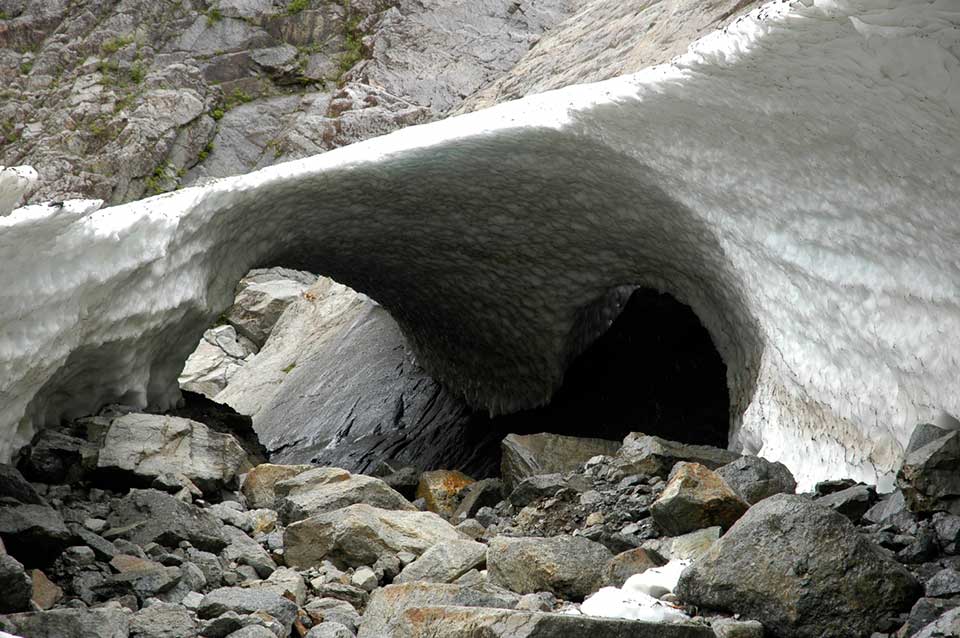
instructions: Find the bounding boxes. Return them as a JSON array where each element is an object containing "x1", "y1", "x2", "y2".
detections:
[{"x1": 1, "y1": 0, "x2": 958, "y2": 489}]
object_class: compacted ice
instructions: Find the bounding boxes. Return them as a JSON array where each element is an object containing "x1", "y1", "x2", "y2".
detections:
[{"x1": 1, "y1": 0, "x2": 959, "y2": 489}]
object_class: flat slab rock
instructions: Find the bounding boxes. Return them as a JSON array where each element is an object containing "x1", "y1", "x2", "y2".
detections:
[
  {"x1": 501, "y1": 433, "x2": 620, "y2": 491},
  {"x1": 389, "y1": 605, "x2": 714, "y2": 637}
]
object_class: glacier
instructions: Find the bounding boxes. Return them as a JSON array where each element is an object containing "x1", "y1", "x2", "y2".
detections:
[{"x1": 1, "y1": 0, "x2": 958, "y2": 489}]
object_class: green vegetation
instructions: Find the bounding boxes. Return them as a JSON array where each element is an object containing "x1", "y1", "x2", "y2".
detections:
[
  {"x1": 211, "y1": 108, "x2": 224, "y2": 121},
  {"x1": 221, "y1": 88, "x2": 254, "y2": 111},
  {"x1": 198, "y1": 141, "x2": 214, "y2": 162},
  {"x1": 282, "y1": 362, "x2": 296, "y2": 373},
  {"x1": 129, "y1": 62, "x2": 145, "y2": 84},
  {"x1": 101, "y1": 35, "x2": 134, "y2": 54},
  {"x1": 0, "y1": 11, "x2": 8, "y2": 20},
  {"x1": 0, "y1": 119, "x2": 20, "y2": 145},
  {"x1": 206, "y1": 7, "x2": 223, "y2": 26},
  {"x1": 287, "y1": 0, "x2": 309, "y2": 13},
  {"x1": 338, "y1": 2, "x2": 364, "y2": 80},
  {"x1": 19, "y1": 61, "x2": 32, "y2": 75}
]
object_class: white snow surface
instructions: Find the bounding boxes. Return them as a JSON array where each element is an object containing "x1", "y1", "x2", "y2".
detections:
[
  {"x1": 0, "y1": 166, "x2": 39, "y2": 215},
  {"x1": 580, "y1": 558, "x2": 691, "y2": 621},
  {"x1": 1, "y1": 0, "x2": 959, "y2": 489},
  {"x1": 622, "y1": 559, "x2": 691, "y2": 600}
]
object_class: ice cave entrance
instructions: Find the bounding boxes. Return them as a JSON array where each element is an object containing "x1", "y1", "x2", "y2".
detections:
[{"x1": 483, "y1": 288, "x2": 730, "y2": 449}]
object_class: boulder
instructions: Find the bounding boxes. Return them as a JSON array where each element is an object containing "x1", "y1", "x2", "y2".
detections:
[
  {"x1": 487, "y1": 535, "x2": 612, "y2": 600},
  {"x1": 676, "y1": 494, "x2": 921, "y2": 638},
  {"x1": 0, "y1": 503, "x2": 71, "y2": 566},
  {"x1": 0, "y1": 553, "x2": 32, "y2": 613},
  {"x1": 925, "y1": 568, "x2": 960, "y2": 598},
  {"x1": 452, "y1": 478, "x2": 503, "y2": 519},
  {"x1": 602, "y1": 548, "x2": 665, "y2": 588},
  {"x1": 224, "y1": 267, "x2": 316, "y2": 348},
  {"x1": 641, "y1": 527, "x2": 721, "y2": 563},
  {"x1": 896, "y1": 597, "x2": 960, "y2": 638},
  {"x1": 130, "y1": 601, "x2": 199, "y2": 638},
  {"x1": 16, "y1": 427, "x2": 95, "y2": 484},
  {"x1": 106, "y1": 489, "x2": 227, "y2": 552},
  {"x1": 284, "y1": 503, "x2": 465, "y2": 569},
  {"x1": 386, "y1": 605, "x2": 714, "y2": 637},
  {"x1": 0, "y1": 463, "x2": 45, "y2": 504},
  {"x1": 1, "y1": 607, "x2": 131, "y2": 638},
  {"x1": 863, "y1": 490, "x2": 912, "y2": 526},
  {"x1": 614, "y1": 434, "x2": 740, "y2": 478},
  {"x1": 914, "y1": 606, "x2": 960, "y2": 638},
  {"x1": 394, "y1": 539, "x2": 488, "y2": 584},
  {"x1": 501, "y1": 433, "x2": 620, "y2": 490},
  {"x1": 248, "y1": 567, "x2": 307, "y2": 605},
  {"x1": 357, "y1": 581, "x2": 521, "y2": 638},
  {"x1": 650, "y1": 463, "x2": 748, "y2": 535},
  {"x1": 276, "y1": 466, "x2": 414, "y2": 523},
  {"x1": 905, "y1": 422, "x2": 954, "y2": 456},
  {"x1": 711, "y1": 618, "x2": 765, "y2": 638},
  {"x1": 377, "y1": 465, "x2": 422, "y2": 501},
  {"x1": 306, "y1": 623, "x2": 354, "y2": 638},
  {"x1": 415, "y1": 470, "x2": 475, "y2": 519},
  {"x1": 198, "y1": 587, "x2": 299, "y2": 634},
  {"x1": 815, "y1": 484, "x2": 876, "y2": 522},
  {"x1": 715, "y1": 456, "x2": 796, "y2": 504},
  {"x1": 241, "y1": 463, "x2": 312, "y2": 509},
  {"x1": 178, "y1": 324, "x2": 257, "y2": 398},
  {"x1": 220, "y1": 525, "x2": 277, "y2": 578},
  {"x1": 96, "y1": 413, "x2": 251, "y2": 493},
  {"x1": 898, "y1": 431, "x2": 960, "y2": 514},
  {"x1": 303, "y1": 598, "x2": 361, "y2": 634},
  {"x1": 508, "y1": 473, "x2": 569, "y2": 507}
]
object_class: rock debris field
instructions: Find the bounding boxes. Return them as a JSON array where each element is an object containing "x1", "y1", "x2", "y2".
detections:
[{"x1": 2, "y1": 405, "x2": 960, "y2": 637}]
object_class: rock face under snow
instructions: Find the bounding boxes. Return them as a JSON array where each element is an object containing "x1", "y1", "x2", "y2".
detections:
[{"x1": 1, "y1": 1, "x2": 959, "y2": 490}]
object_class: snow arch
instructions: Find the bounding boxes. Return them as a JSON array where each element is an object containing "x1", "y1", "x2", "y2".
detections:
[{"x1": 2, "y1": 0, "x2": 959, "y2": 489}]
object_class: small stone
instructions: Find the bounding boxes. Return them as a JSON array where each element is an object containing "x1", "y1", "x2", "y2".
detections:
[
  {"x1": 650, "y1": 463, "x2": 749, "y2": 535},
  {"x1": 0, "y1": 553, "x2": 32, "y2": 613},
  {"x1": 130, "y1": 601, "x2": 199, "y2": 638},
  {"x1": 516, "y1": 591, "x2": 556, "y2": 612},
  {"x1": 303, "y1": 598, "x2": 361, "y2": 634},
  {"x1": 455, "y1": 518, "x2": 486, "y2": 539},
  {"x1": 925, "y1": 568, "x2": 960, "y2": 598},
  {"x1": 711, "y1": 617, "x2": 765, "y2": 638},
  {"x1": 452, "y1": 478, "x2": 503, "y2": 520},
  {"x1": 30, "y1": 568, "x2": 62, "y2": 610},
  {"x1": 602, "y1": 547, "x2": 664, "y2": 587},
  {"x1": 816, "y1": 484, "x2": 877, "y2": 522},
  {"x1": 585, "y1": 512, "x2": 605, "y2": 527},
  {"x1": 508, "y1": 474, "x2": 569, "y2": 508},
  {"x1": 351, "y1": 566, "x2": 378, "y2": 592},
  {"x1": 416, "y1": 470, "x2": 475, "y2": 519},
  {"x1": 394, "y1": 539, "x2": 487, "y2": 584},
  {"x1": 182, "y1": 591, "x2": 204, "y2": 610},
  {"x1": 306, "y1": 622, "x2": 353, "y2": 638},
  {"x1": 65, "y1": 545, "x2": 96, "y2": 567},
  {"x1": 84, "y1": 518, "x2": 108, "y2": 533},
  {"x1": 241, "y1": 463, "x2": 313, "y2": 510},
  {"x1": 198, "y1": 587, "x2": 298, "y2": 634}
]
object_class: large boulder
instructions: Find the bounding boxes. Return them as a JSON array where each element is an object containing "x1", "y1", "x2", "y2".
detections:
[
  {"x1": 198, "y1": 587, "x2": 299, "y2": 634},
  {"x1": 914, "y1": 606, "x2": 960, "y2": 638},
  {"x1": 284, "y1": 503, "x2": 465, "y2": 568},
  {"x1": 130, "y1": 602, "x2": 199, "y2": 638},
  {"x1": 1, "y1": 607, "x2": 131, "y2": 638},
  {"x1": 0, "y1": 463, "x2": 45, "y2": 505},
  {"x1": 487, "y1": 535, "x2": 612, "y2": 600},
  {"x1": 106, "y1": 489, "x2": 227, "y2": 552},
  {"x1": 240, "y1": 463, "x2": 313, "y2": 509},
  {"x1": 385, "y1": 605, "x2": 714, "y2": 637},
  {"x1": 394, "y1": 539, "x2": 487, "y2": 584},
  {"x1": 275, "y1": 466, "x2": 414, "y2": 523},
  {"x1": 715, "y1": 455, "x2": 796, "y2": 504},
  {"x1": 357, "y1": 581, "x2": 521, "y2": 638},
  {"x1": 96, "y1": 413, "x2": 252, "y2": 493},
  {"x1": 676, "y1": 494, "x2": 921, "y2": 638},
  {"x1": 0, "y1": 552, "x2": 32, "y2": 613},
  {"x1": 650, "y1": 463, "x2": 748, "y2": 535},
  {"x1": 614, "y1": 434, "x2": 739, "y2": 478},
  {"x1": 897, "y1": 430, "x2": 960, "y2": 514},
  {"x1": 501, "y1": 433, "x2": 620, "y2": 490},
  {"x1": 0, "y1": 503, "x2": 71, "y2": 566},
  {"x1": 223, "y1": 267, "x2": 317, "y2": 348}
]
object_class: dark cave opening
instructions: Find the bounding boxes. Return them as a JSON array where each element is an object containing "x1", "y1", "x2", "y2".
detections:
[{"x1": 461, "y1": 288, "x2": 730, "y2": 475}]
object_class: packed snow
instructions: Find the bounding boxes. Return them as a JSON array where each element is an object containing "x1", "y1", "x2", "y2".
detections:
[
  {"x1": 580, "y1": 559, "x2": 691, "y2": 622},
  {"x1": 1, "y1": 1, "x2": 958, "y2": 489}
]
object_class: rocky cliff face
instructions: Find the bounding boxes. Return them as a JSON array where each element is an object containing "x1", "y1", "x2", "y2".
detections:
[{"x1": 0, "y1": 0, "x2": 575, "y2": 204}]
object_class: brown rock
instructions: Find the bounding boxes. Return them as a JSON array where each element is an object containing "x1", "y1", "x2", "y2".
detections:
[
  {"x1": 650, "y1": 463, "x2": 748, "y2": 535},
  {"x1": 416, "y1": 470, "x2": 475, "y2": 519},
  {"x1": 110, "y1": 554, "x2": 165, "y2": 573},
  {"x1": 30, "y1": 569, "x2": 63, "y2": 610}
]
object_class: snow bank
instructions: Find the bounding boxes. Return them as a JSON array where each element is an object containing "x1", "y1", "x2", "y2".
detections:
[
  {"x1": 581, "y1": 559, "x2": 691, "y2": 622},
  {"x1": 1, "y1": 1, "x2": 958, "y2": 489}
]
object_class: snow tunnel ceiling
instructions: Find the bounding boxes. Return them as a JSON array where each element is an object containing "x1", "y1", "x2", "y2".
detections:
[{"x1": 1, "y1": 0, "x2": 959, "y2": 490}]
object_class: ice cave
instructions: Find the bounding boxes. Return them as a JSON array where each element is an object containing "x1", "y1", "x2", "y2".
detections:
[{"x1": 1, "y1": 0, "x2": 959, "y2": 495}]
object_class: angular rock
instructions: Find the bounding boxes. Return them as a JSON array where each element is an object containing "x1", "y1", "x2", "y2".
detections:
[
  {"x1": 241, "y1": 463, "x2": 313, "y2": 509},
  {"x1": 711, "y1": 618, "x2": 765, "y2": 638},
  {"x1": 508, "y1": 473, "x2": 569, "y2": 508},
  {"x1": 228, "y1": 626, "x2": 278, "y2": 638},
  {"x1": 0, "y1": 503, "x2": 71, "y2": 565},
  {"x1": 395, "y1": 539, "x2": 487, "y2": 584},
  {"x1": 914, "y1": 606, "x2": 960, "y2": 638},
  {"x1": 501, "y1": 433, "x2": 620, "y2": 490},
  {"x1": 0, "y1": 463, "x2": 45, "y2": 504},
  {"x1": 276, "y1": 466, "x2": 413, "y2": 523},
  {"x1": 641, "y1": 527, "x2": 721, "y2": 563},
  {"x1": 925, "y1": 568, "x2": 960, "y2": 598},
  {"x1": 813, "y1": 478, "x2": 859, "y2": 497},
  {"x1": 0, "y1": 553, "x2": 32, "y2": 613},
  {"x1": 221, "y1": 525, "x2": 277, "y2": 578},
  {"x1": 906, "y1": 422, "x2": 954, "y2": 456},
  {"x1": 602, "y1": 547, "x2": 664, "y2": 588},
  {"x1": 249, "y1": 567, "x2": 307, "y2": 605},
  {"x1": 106, "y1": 489, "x2": 227, "y2": 552},
  {"x1": 933, "y1": 512, "x2": 960, "y2": 552},
  {"x1": 387, "y1": 605, "x2": 714, "y2": 637},
  {"x1": 378, "y1": 465, "x2": 422, "y2": 501},
  {"x1": 650, "y1": 463, "x2": 748, "y2": 535},
  {"x1": 815, "y1": 484, "x2": 876, "y2": 522},
  {"x1": 284, "y1": 503, "x2": 465, "y2": 568},
  {"x1": 864, "y1": 489, "x2": 911, "y2": 526},
  {"x1": 166, "y1": 391, "x2": 268, "y2": 466},
  {"x1": 303, "y1": 598, "x2": 361, "y2": 633},
  {"x1": 306, "y1": 622, "x2": 353, "y2": 638},
  {"x1": 130, "y1": 601, "x2": 199, "y2": 638},
  {"x1": 225, "y1": 267, "x2": 316, "y2": 348},
  {"x1": 30, "y1": 568, "x2": 62, "y2": 610},
  {"x1": 487, "y1": 535, "x2": 612, "y2": 600},
  {"x1": 357, "y1": 581, "x2": 521, "y2": 638},
  {"x1": 16, "y1": 427, "x2": 95, "y2": 484},
  {"x1": 198, "y1": 587, "x2": 298, "y2": 633},
  {"x1": 2, "y1": 607, "x2": 131, "y2": 638},
  {"x1": 416, "y1": 470, "x2": 475, "y2": 519},
  {"x1": 178, "y1": 324, "x2": 258, "y2": 399},
  {"x1": 676, "y1": 494, "x2": 921, "y2": 638},
  {"x1": 896, "y1": 597, "x2": 960, "y2": 638},
  {"x1": 97, "y1": 413, "x2": 251, "y2": 493},
  {"x1": 715, "y1": 456, "x2": 796, "y2": 504},
  {"x1": 614, "y1": 433, "x2": 740, "y2": 478},
  {"x1": 898, "y1": 431, "x2": 960, "y2": 514},
  {"x1": 452, "y1": 478, "x2": 503, "y2": 520}
]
